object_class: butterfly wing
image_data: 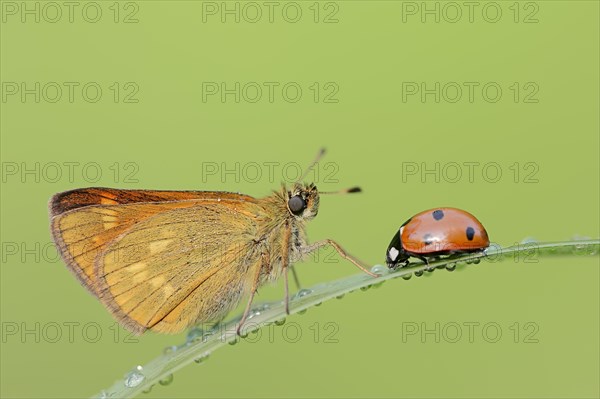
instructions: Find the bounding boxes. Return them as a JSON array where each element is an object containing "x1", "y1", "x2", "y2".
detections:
[
  {"x1": 92, "y1": 203, "x2": 265, "y2": 334},
  {"x1": 50, "y1": 187, "x2": 255, "y2": 215},
  {"x1": 49, "y1": 188, "x2": 256, "y2": 296}
]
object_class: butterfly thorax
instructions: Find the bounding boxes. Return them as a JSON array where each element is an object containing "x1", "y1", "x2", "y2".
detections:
[{"x1": 254, "y1": 183, "x2": 319, "y2": 282}]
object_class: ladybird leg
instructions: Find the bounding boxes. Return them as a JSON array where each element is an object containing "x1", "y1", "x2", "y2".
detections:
[{"x1": 414, "y1": 254, "x2": 429, "y2": 265}]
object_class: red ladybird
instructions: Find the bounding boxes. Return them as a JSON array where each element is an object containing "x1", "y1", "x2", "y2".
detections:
[{"x1": 386, "y1": 207, "x2": 490, "y2": 269}]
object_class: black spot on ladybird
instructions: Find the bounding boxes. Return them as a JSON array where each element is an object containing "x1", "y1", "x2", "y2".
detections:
[
  {"x1": 423, "y1": 234, "x2": 433, "y2": 245},
  {"x1": 466, "y1": 227, "x2": 475, "y2": 241},
  {"x1": 432, "y1": 210, "x2": 444, "y2": 221}
]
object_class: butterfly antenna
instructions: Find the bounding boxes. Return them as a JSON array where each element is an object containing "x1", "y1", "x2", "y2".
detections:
[
  {"x1": 320, "y1": 186, "x2": 362, "y2": 195},
  {"x1": 296, "y1": 148, "x2": 326, "y2": 184}
]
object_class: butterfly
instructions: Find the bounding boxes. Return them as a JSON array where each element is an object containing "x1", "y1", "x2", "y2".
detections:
[{"x1": 49, "y1": 149, "x2": 376, "y2": 335}]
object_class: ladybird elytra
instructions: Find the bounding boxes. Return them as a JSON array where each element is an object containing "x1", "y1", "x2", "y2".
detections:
[{"x1": 386, "y1": 207, "x2": 490, "y2": 269}]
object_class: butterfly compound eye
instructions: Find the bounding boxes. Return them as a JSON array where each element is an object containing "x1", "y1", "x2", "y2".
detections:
[{"x1": 288, "y1": 195, "x2": 306, "y2": 215}]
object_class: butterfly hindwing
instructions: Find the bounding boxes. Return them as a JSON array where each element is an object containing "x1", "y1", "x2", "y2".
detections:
[{"x1": 93, "y1": 203, "x2": 266, "y2": 334}]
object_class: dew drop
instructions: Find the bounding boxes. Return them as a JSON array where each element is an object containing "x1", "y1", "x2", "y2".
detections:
[
  {"x1": 203, "y1": 329, "x2": 216, "y2": 340},
  {"x1": 256, "y1": 303, "x2": 270, "y2": 311},
  {"x1": 370, "y1": 265, "x2": 386, "y2": 275},
  {"x1": 571, "y1": 236, "x2": 597, "y2": 255},
  {"x1": 401, "y1": 273, "x2": 412, "y2": 280},
  {"x1": 520, "y1": 237, "x2": 538, "y2": 244},
  {"x1": 296, "y1": 288, "x2": 312, "y2": 298},
  {"x1": 360, "y1": 284, "x2": 372, "y2": 291},
  {"x1": 472, "y1": 258, "x2": 481, "y2": 264},
  {"x1": 194, "y1": 352, "x2": 211, "y2": 364},
  {"x1": 186, "y1": 327, "x2": 204, "y2": 344},
  {"x1": 142, "y1": 385, "x2": 154, "y2": 394},
  {"x1": 372, "y1": 281, "x2": 385, "y2": 289},
  {"x1": 335, "y1": 294, "x2": 345, "y2": 300},
  {"x1": 124, "y1": 366, "x2": 145, "y2": 388},
  {"x1": 191, "y1": 336, "x2": 205, "y2": 344},
  {"x1": 275, "y1": 317, "x2": 286, "y2": 326},
  {"x1": 228, "y1": 337, "x2": 239, "y2": 346},
  {"x1": 572, "y1": 243, "x2": 589, "y2": 255},
  {"x1": 414, "y1": 270, "x2": 424, "y2": 277},
  {"x1": 445, "y1": 263, "x2": 456, "y2": 272},
  {"x1": 159, "y1": 374, "x2": 174, "y2": 386},
  {"x1": 247, "y1": 309, "x2": 261, "y2": 320},
  {"x1": 314, "y1": 301, "x2": 323, "y2": 307},
  {"x1": 248, "y1": 325, "x2": 260, "y2": 335},
  {"x1": 97, "y1": 390, "x2": 110, "y2": 399},
  {"x1": 297, "y1": 309, "x2": 307, "y2": 315}
]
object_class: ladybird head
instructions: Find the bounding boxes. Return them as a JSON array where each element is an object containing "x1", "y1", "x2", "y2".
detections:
[{"x1": 386, "y1": 229, "x2": 410, "y2": 269}]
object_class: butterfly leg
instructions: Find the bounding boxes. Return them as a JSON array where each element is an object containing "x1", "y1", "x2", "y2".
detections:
[
  {"x1": 236, "y1": 255, "x2": 266, "y2": 336},
  {"x1": 302, "y1": 239, "x2": 379, "y2": 277},
  {"x1": 281, "y1": 227, "x2": 292, "y2": 315},
  {"x1": 290, "y1": 265, "x2": 302, "y2": 290},
  {"x1": 283, "y1": 261, "x2": 290, "y2": 315}
]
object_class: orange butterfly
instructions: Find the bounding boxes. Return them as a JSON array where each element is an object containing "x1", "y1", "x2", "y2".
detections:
[{"x1": 49, "y1": 149, "x2": 376, "y2": 335}]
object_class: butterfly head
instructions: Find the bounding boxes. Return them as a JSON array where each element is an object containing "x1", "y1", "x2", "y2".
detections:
[{"x1": 287, "y1": 183, "x2": 320, "y2": 221}]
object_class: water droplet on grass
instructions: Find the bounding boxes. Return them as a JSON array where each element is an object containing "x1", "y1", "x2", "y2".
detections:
[
  {"x1": 124, "y1": 366, "x2": 145, "y2": 388},
  {"x1": 370, "y1": 265, "x2": 386, "y2": 274},
  {"x1": 296, "y1": 289, "x2": 312, "y2": 298},
  {"x1": 194, "y1": 352, "x2": 210, "y2": 364},
  {"x1": 520, "y1": 237, "x2": 538, "y2": 244},
  {"x1": 186, "y1": 327, "x2": 203, "y2": 344},
  {"x1": 159, "y1": 374, "x2": 173, "y2": 386}
]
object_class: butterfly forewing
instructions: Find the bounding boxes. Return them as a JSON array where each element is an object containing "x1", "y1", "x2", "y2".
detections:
[
  {"x1": 49, "y1": 188, "x2": 267, "y2": 334},
  {"x1": 50, "y1": 187, "x2": 255, "y2": 215}
]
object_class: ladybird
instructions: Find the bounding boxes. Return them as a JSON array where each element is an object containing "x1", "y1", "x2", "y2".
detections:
[{"x1": 386, "y1": 207, "x2": 490, "y2": 269}]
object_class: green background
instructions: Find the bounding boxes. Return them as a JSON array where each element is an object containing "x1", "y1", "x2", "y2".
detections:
[{"x1": 1, "y1": 1, "x2": 599, "y2": 398}]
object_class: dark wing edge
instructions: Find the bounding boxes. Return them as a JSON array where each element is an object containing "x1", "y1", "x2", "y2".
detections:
[{"x1": 48, "y1": 187, "x2": 257, "y2": 216}]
